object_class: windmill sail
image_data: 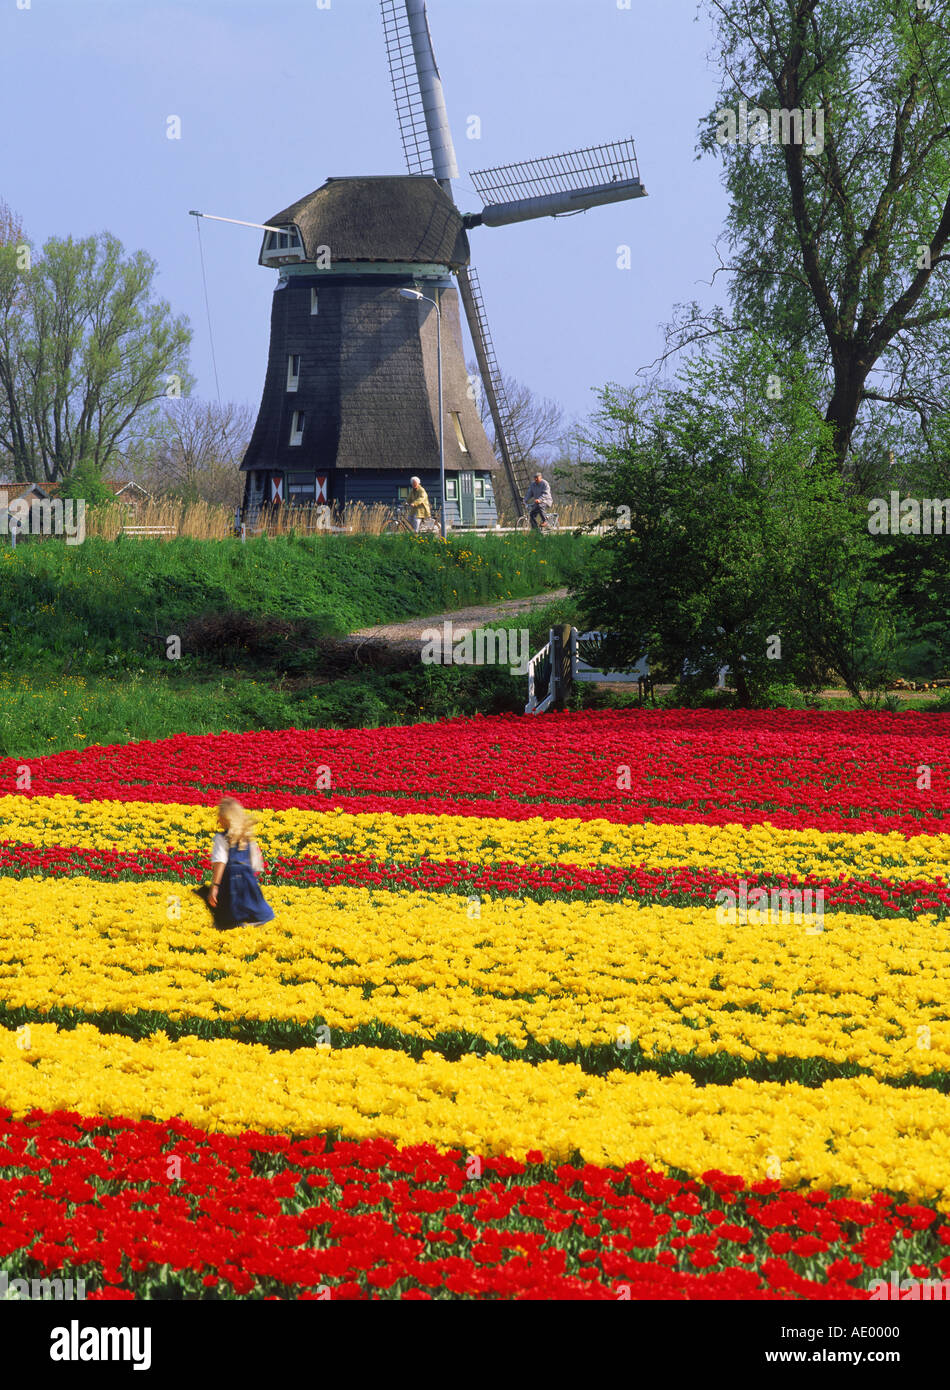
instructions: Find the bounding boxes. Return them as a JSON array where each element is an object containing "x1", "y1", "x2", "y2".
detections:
[
  {"x1": 404, "y1": 0, "x2": 458, "y2": 186},
  {"x1": 381, "y1": 0, "x2": 458, "y2": 186},
  {"x1": 380, "y1": 0, "x2": 647, "y2": 520},
  {"x1": 381, "y1": 0, "x2": 433, "y2": 176},
  {"x1": 381, "y1": 0, "x2": 532, "y2": 515},
  {"x1": 467, "y1": 140, "x2": 646, "y2": 227}
]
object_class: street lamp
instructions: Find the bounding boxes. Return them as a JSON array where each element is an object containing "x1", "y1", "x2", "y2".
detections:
[{"x1": 399, "y1": 287, "x2": 446, "y2": 539}]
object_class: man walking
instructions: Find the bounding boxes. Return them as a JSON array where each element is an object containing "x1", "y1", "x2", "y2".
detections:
[
  {"x1": 407, "y1": 476, "x2": 431, "y2": 533},
  {"x1": 523, "y1": 472, "x2": 553, "y2": 531}
]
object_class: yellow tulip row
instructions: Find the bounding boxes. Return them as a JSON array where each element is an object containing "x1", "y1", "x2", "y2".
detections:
[
  {"x1": 2, "y1": 1020, "x2": 949, "y2": 1204},
  {"x1": 2, "y1": 794, "x2": 949, "y2": 879},
  {"x1": 2, "y1": 877, "x2": 948, "y2": 1076}
]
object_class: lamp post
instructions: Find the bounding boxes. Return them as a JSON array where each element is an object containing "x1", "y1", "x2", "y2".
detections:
[{"x1": 399, "y1": 287, "x2": 445, "y2": 539}]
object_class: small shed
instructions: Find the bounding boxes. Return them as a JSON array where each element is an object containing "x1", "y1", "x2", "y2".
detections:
[{"x1": 107, "y1": 479, "x2": 153, "y2": 513}]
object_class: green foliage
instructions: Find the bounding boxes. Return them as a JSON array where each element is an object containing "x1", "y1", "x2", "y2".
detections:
[
  {"x1": 0, "y1": 532, "x2": 582, "y2": 675},
  {"x1": 58, "y1": 461, "x2": 116, "y2": 509},
  {"x1": 872, "y1": 532, "x2": 950, "y2": 680},
  {"x1": 0, "y1": 532, "x2": 586, "y2": 754},
  {"x1": 573, "y1": 337, "x2": 900, "y2": 707},
  {"x1": 0, "y1": 665, "x2": 533, "y2": 759},
  {"x1": 697, "y1": 0, "x2": 950, "y2": 471}
]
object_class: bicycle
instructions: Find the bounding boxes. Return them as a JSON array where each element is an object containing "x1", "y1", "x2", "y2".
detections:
[
  {"x1": 516, "y1": 506, "x2": 559, "y2": 533},
  {"x1": 385, "y1": 503, "x2": 441, "y2": 536}
]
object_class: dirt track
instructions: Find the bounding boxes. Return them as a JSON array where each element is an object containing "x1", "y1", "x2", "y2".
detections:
[{"x1": 351, "y1": 589, "x2": 569, "y2": 644}]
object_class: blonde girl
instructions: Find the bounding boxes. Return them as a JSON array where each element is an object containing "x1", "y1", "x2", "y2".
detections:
[{"x1": 206, "y1": 797, "x2": 275, "y2": 927}]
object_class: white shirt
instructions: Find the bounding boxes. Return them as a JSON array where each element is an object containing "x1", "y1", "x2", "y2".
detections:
[{"x1": 212, "y1": 832, "x2": 263, "y2": 873}]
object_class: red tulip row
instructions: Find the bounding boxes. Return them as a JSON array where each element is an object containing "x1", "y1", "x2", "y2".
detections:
[
  {"x1": 1, "y1": 710, "x2": 947, "y2": 833},
  {"x1": 0, "y1": 839, "x2": 945, "y2": 917},
  {"x1": 2, "y1": 1109, "x2": 948, "y2": 1301}
]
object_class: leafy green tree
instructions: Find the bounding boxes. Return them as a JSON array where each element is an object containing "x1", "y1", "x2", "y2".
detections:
[
  {"x1": 57, "y1": 460, "x2": 117, "y2": 509},
  {"x1": 0, "y1": 223, "x2": 192, "y2": 483},
  {"x1": 688, "y1": 0, "x2": 950, "y2": 481},
  {"x1": 574, "y1": 336, "x2": 899, "y2": 706}
]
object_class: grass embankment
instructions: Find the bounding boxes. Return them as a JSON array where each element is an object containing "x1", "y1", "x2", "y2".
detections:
[{"x1": 0, "y1": 533, "x2": 589, "y2": 755}]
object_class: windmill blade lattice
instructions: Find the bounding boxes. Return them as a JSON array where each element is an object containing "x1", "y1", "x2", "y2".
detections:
[
  {"x1": 470, "y1": 139, "x2": 643, "y2": 204},
  {"x1": 381, "y1": 0, "x2": 434, "y2": 176}
]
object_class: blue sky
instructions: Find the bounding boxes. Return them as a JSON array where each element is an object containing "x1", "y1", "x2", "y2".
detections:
[{"x1": 0, "y1": 0, "x2": 729, "y2": 432}]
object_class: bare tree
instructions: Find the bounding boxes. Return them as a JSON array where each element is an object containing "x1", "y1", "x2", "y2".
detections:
[
  {"x1": 468, "y1": 361, "x2": 565, "y2": 470},
  {"x1": 548, "y1": 424, "x2": 600, "y2": 498},
  {"x1": 0, "y1": 199, "x2": 23, "y2": 250},
  {"x1": 127, "y1": 397, "x2": 252, "y2": 506}
]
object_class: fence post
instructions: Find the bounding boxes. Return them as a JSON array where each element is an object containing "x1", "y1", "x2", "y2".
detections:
[
  {"x1": 555, "y1": 628, "x2": 564, "y2": 709},
  {"x1": 551, "y1": 624, "x2": 574, "y2": 711}
]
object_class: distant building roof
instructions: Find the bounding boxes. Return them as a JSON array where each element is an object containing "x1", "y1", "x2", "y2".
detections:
[
  {"x1": 0, "y1": 482, "x2": 52, "y2": 502},
  {"x1": 107, "y1": 479, "x2": 152, "y2": 498},
  {"x1": 262, "y1": 177, "x2": 471, "y2": 270}
]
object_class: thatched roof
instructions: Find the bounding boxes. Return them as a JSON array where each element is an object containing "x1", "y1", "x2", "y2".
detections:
[{"x1": 262, "y1": 177, "x2": 470, "y2": 269}]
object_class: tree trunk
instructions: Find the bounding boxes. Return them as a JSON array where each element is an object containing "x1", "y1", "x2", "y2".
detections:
[
  {"x1": 824, "y1": 358, "x2": 871, "y2": 469},
  {"x1": 733, "y1": 664, "x2": 751, "y2": 708}
]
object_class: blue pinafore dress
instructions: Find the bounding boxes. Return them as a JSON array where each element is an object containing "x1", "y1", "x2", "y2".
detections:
[{"x1": 218, "y1": 842, "x2": 275, "y2": 926}]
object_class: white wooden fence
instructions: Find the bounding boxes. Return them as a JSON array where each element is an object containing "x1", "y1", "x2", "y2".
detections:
[{"x1": 525, "y1": 628, "x2": 729, "y2": 713}]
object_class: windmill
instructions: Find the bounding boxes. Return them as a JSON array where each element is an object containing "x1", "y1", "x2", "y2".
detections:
[{"x1": 239, "y1": 0, "x2": 646, "y2": 527}]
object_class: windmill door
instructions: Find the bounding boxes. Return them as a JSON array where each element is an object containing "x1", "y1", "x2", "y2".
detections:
[{"x1": 458, "y1": 471, "x2": 476, "y2": 526}]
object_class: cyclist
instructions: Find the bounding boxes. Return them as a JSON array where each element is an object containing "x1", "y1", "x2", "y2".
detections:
[
  {"x1": 523, "y1": 472, "x2": 553, "y2": 531},
  {"x1": 407, "y1": 476, "x2": 432, "y2": 533}
]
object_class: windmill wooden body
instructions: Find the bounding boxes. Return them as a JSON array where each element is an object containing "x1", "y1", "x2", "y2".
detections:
[{"x1": 240, "y1": 0, "x2": 647, "y2": 526}]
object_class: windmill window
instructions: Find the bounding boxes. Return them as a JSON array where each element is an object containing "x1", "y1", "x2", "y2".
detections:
[
  {"x1": 287, "y1": 355, "x2": 301, "y2": 392},
  {"x1": 288, "y1": 473, "x2": 316, "y2": 502},
  {"x1": 290, "y1": 411, "x2": 305, "y2": 446},
  {"x1": 263, "y1": 228, "x2": 302, "y2": 260},
  {"x1": 445, "y1": 478, "x2": 458, "y2": 500},
  {"x1": 311, "y1": 290, "x2": 319, "y2": 315},
  {"x1": 473, "y1": 478, "x2": 485, "y2": 500},
  {"x1": 451, "y1": 413, "x2": 468, "y2": 454}
]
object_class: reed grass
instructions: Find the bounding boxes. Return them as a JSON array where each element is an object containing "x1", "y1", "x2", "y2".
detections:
[{"x1": 84, "y1": 497, "x2": 603, "y2": 540}]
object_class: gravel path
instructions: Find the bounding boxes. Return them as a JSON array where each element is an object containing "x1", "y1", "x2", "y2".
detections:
[{"x1": 352, "y1": 589, "x2": 570, "y2": 643}]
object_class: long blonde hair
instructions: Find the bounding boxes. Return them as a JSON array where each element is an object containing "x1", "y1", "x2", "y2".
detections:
[{"x1": 218, "y1": 797, "x2": 258, "y2": 850}]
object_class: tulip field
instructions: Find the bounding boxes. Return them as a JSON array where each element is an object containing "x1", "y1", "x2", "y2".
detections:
[{"x1": 1, "y1": 708, "x2": 949, "y2": 1299}]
